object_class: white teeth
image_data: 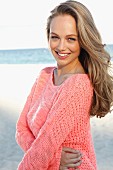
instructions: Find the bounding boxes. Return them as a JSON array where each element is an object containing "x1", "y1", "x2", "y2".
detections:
[{"x1": 58, "y1": 53, "x2": 68, "y2": 57}]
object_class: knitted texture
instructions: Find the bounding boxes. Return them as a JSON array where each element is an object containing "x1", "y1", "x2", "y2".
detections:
[{"x1": 16, "y1": 67, "x2": 97, "y2": 170}]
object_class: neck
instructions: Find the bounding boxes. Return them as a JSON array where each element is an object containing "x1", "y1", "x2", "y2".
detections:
[{"x1": 56, "y1": 59, "x2": 79, "y2": 77}]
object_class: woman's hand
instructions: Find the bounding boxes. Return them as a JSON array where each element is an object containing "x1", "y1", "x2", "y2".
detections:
[{"x1": 59, "y1": 147, "x2": 82, "y2": 170}]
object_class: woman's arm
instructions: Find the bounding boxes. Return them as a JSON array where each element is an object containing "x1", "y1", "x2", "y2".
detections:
[
  {"x1": 17, "y1": 77, "x2": 95, "y2": 170},
  {"x1": 16, "y1": 68, "x2": 50, "y2": 152},
  {"x1": 15, "y1": 79, "x2": 37, "y2": 152}
]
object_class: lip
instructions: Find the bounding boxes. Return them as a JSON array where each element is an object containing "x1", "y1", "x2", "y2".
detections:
[{"x1": 55, "y1": 51, "x2": 70, "y2": 60}]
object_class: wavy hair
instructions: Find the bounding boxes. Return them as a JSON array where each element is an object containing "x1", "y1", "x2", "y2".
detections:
[{"x1": 46, "y1": 0, "x2": 113, "y2": 118}]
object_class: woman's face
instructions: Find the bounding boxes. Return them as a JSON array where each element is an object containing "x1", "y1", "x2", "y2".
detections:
[{"x1": 49, "y1": 14, "x2": 81, "y2": 68}]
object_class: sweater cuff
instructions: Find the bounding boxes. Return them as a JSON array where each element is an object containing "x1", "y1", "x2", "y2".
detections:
[
  {"x1": 49, "y1": 146, "x2": 62, "y2": 170},
  {"x1": 55, "y1": 146, "x2": 62, "y2": 169}
]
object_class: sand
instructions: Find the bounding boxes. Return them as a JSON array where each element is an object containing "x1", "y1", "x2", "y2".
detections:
[{"x1": 0, "y1": 64, "x2": 113, "y2": 170}]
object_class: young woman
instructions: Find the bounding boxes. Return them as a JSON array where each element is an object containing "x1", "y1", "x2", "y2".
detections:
[{"x1": 16, "y1": 1, "x2": 113, "y2": 169}]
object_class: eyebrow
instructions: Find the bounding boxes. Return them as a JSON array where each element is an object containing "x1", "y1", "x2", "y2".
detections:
[{"x1": 50, "y1": 32, "x2": 78, "y2": 37}]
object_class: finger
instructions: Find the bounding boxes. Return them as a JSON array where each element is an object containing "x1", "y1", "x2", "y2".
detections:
[
  {"x1": 63, "y1": 147, "x2": 81, "y2": 154},
  {"x1": 59, "y1": 165, "x2": 68, "y2": 170},
  {"x1": 65, "y1": 152, "x2": 82, "y2": 160},
  {"x1": 66, "y1": 160, "x2": 82, "y2": 168},
  {"x1": 67, "y1": 155, "x2": 82, "y2": 163}
]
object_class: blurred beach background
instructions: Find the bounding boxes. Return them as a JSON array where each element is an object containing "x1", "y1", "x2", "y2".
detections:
[{"x1": 0, "y1": 45, "x2": 113, "y2": 170}]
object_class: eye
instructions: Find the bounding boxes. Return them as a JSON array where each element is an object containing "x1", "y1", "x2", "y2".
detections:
[
  {"x1": 68, "y1": 37, "x2": 76, "y2": 42},
  {"x1": 50, "y1": 36, "x2": 59, "y2": 40}
]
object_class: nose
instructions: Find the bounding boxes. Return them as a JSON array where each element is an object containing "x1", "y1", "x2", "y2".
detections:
[{"x1": 57, "y1": 39, "x2": 66, "y2": 51}]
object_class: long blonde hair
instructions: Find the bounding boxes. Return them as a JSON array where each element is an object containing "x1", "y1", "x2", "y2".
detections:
[{"x1": 46, "y1": 0, "x2": 113, "y2": 118}]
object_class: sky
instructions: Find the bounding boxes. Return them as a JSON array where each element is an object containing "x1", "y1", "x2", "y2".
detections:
[{"x1": 0, "y1": 0, "x2": 113, "y2": 50}]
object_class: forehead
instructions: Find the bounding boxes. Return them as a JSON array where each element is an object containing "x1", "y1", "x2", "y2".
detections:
[{"x1": 50, "y1": 14, "x2": 77, "y2": 34}]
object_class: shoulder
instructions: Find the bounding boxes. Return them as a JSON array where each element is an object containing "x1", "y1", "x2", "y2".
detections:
[
  {"x1": 66, "y1": 74, "x2": 92, "y2": 89},
  {"x1": 73, "y1": 74, "x2": 92, "y2": 88},
  {"x1": 39, "y1": 66, "x2": 55, "y2": 76},
  {"x1": 63, "y1": 74, "x2": 93, "y2": 97},
  {"x1": 74, "y1": 74, "x2": 93, "y2": 96},
  {"x1": 35, "y1": 66, "x2": 55, "y2": 80},
  {"x1": 34, "y1": 66, "x2": 55, "y2": 87}
]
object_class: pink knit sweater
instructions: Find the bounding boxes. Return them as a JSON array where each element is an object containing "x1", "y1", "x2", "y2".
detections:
[{"x1": 16, "y1": 66, "x2": 97, "y2": 170}]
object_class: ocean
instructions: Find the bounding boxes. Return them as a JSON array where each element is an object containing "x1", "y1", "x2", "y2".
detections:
[
  {"x1": 0, "y1": 48, "x2": 56, "y2": 64},
  {"x1": 0, "y1": 44, "x2": 113, "y2": 64}
]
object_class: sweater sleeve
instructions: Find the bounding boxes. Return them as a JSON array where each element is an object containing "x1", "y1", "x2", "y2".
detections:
[
  {"x1": 16, "y1": 68, "x2": 51, "y2": 152},
  {"x1": 17, "y1": 76, "x2": 94, "y2": 170},
  {"x1": 15, "y1": 79, "x2": 37, "y2": 152}
]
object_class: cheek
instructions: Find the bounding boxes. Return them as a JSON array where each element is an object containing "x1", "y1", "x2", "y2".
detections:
[
  {"x1": 48, "y1": 41, "x2": 53, "y2": 51},
  {"x1": 71, "y1": 43, "x2": 80, "y2": 53},
  {"x1": 49, "y1": 41, "x2": 57, "y2": 50}
]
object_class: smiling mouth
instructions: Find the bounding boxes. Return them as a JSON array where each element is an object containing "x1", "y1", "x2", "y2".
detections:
[{"x1": 55, "y1": 51, "x2": 70, "y2": 57}]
